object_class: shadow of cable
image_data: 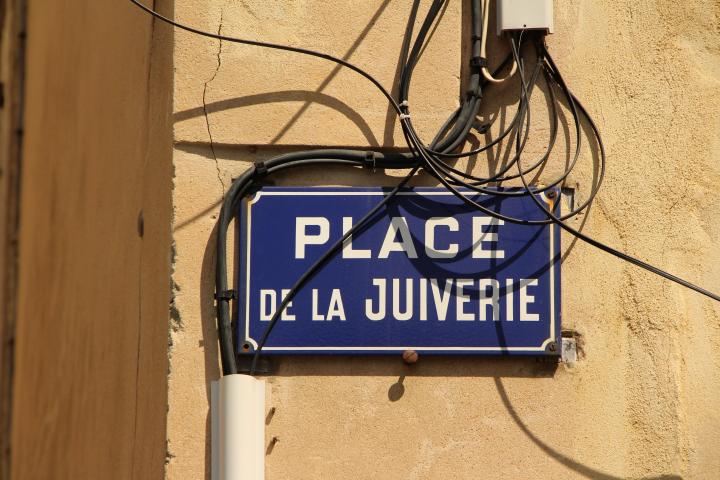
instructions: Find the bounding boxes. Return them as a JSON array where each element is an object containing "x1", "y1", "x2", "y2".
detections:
[
  {"x1": 494, "y1": 378, "x2": 683, "y2": 480},
  {"x1": 264, "y1": 0, "x2": 393, "y2": 145},
  {"x1": 174, "y1": 90, "x2": 382, "y2": 147}
]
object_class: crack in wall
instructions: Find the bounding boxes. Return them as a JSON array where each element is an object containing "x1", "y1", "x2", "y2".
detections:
[{"x1": 202, "y1": 7, "x2": 226, "y2": 197}]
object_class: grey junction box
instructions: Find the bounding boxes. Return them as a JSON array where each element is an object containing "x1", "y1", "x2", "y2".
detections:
[{"x1": 498, "y1": 0, "x2": 554, "y2": 34}]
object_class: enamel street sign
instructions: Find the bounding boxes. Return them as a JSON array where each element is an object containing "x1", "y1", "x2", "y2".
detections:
[{"x1": 236, "y1": 187, "x2": 561, "y2": 356}]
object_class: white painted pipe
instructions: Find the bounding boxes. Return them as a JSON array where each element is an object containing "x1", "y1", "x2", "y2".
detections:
[{"x1": 212, "y1": 374, "x2": 266, "y2": 480}]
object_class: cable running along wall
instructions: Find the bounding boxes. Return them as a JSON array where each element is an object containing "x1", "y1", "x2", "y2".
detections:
[{"x1": 129, "y1": 0, "x2": 720, "y2": 377}]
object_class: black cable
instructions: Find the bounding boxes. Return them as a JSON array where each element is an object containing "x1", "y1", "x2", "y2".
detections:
[
  {"x1": 249, "y1": 166, "x2": 421, "y2": 375},
  {"x1": 126, "y1": 0, "x2": 720, "y2": 378},
  {"x1": 508, "y1": 36, "x2": 720, "y2": 303},
  {"x1": 128, "y1": 0, "x2": 404, "y2": 116},
  {"x1": 216, "y1": 153, "x2": 418, "y2": 375}
]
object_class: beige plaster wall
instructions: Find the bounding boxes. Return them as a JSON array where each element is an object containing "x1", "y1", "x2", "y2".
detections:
[
  {"x1": 169, "y1": 1, "x2": 720, "y2": 479},
  {"x1": 10, "y1": 1, "x2": 173, "y2": 478}
]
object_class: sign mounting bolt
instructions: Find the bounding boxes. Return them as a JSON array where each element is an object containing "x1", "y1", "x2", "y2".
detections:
[{"x1": 403, "y1": 350, "x2": 419, "y2": 364}]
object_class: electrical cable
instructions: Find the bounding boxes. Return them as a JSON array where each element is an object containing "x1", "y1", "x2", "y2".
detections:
[
  {"x1": 507, "y1": 37, "x2": 720, "y2": 303},
  {"x1": 215, "y1": 152, "x2": 417, "y2": 375},
  {"x1": 126, "y1": 0, "x2": 720, "y2": 378},
  {"x1": 249, "y1": 166, "x2": 421, "y2": 375},
  {"x1": 127, "y1": 0, "x2": 404, "y2": 116}
]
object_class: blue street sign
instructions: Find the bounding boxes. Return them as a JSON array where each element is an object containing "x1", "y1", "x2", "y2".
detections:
[{"x1": 236, "y1": 187, "x2": 561, "y2": 356}]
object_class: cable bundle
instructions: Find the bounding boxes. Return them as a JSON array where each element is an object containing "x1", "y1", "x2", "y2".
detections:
[{"x1": 129, "y1": 0, "x2": 720, "y2": 377}]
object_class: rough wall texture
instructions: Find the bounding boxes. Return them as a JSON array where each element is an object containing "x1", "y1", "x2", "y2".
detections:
[
  {"x1": 10, "y1": 0, "x2": 173, "y2": 478},
  {"x1": 169, "y1": 1, "x2": 720, "y2": 479},
  {"x1": 173, "y1": 0, "x2": 461, "y2": 148}
]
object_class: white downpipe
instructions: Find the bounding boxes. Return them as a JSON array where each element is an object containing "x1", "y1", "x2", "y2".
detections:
[{"x1": 212, "y1": 374, "x2": 266, "y2": 480}]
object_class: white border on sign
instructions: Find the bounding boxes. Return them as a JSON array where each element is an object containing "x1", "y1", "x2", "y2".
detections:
[{"x1": 243, "y1": 190, "x2": 557, "y2": 352}]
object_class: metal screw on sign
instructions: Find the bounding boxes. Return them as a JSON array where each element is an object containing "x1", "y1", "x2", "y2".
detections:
[{"x1": 402, "y1": 350, "x2": 419, "y2": 364}]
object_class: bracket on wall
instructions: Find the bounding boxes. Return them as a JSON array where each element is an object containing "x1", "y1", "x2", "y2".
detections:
[{"x1": 236, "y1": 355, "x2": 275, "y2": 375}]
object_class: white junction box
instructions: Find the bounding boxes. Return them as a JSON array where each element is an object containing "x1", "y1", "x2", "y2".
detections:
[{"x1": 498, "y1": 0, "x2": 554, "y2": 34}]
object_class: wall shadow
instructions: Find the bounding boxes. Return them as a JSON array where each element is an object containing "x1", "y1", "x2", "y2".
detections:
[
  {"x1": 173, "y1": 0, "x2": 397, "y2": 148},
  {"x1": 200, "y1": 225, "x2": 222, "y2": 480},
  {"x1": 174, "y1": 91, "x2": 383, "y2": 148},
  {"x1": 185, "y1": 1, "x2": 613, "y2": 479},
  {"x1": 494, "y1": 378, "x2": 683, "y2": 480},
  {"x1": 270, "y1": 354, "x2": 558, "y2": 378}
]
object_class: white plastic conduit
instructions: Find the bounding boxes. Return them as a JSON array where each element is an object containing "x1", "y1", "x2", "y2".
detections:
[{"x1": 212, "y1": 374, "x2": 266, "y2": 480}]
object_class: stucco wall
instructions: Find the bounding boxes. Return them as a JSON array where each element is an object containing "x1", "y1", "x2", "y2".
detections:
[
  {"x1": 169, "y1": 1, "x2": 720, "y2": 479},
  {"x1": 10, "y1": 1, "x2": 173, "y2": 478}
]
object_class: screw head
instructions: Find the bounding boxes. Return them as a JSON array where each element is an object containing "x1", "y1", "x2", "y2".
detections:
[
  {"x1": 402, "y1": 350, "x2": 419, "y2": 364},
  {"x1": 546, "y1": 190, "x2": 557, "y2": 199},
  {"x1": 548, "y1": 342, "x2": 557, "y2": 352}
]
